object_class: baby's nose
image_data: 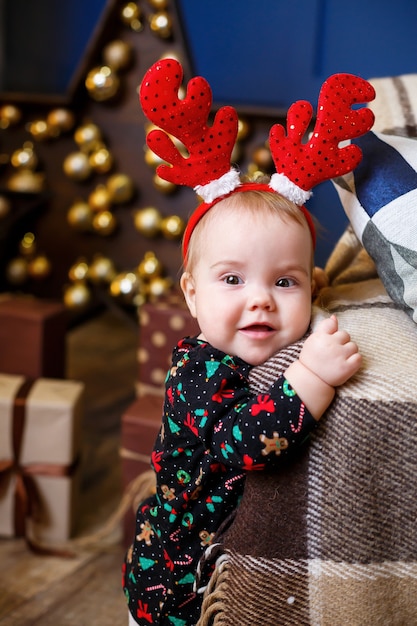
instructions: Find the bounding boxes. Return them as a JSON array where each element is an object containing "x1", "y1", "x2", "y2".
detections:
[{"x1": 248, "y1": 287, "x2": 275, "y2": 310}]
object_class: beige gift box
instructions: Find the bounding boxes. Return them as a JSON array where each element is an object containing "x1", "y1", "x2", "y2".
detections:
[{"x1": 0, "y1": 373, "x2": 84, "y2": 544}]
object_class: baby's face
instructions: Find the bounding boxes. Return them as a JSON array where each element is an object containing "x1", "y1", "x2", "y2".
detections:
[{"x1": 181, "y1": 207, "x2": 313, "y2": 365}]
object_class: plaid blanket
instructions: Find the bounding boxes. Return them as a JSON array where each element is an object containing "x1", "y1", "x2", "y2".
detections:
[{"x1": 197, "y1": 231, "x2": 417, "y2": 626}]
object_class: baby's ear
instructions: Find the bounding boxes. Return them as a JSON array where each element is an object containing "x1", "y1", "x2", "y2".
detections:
[
  {"x1": 311, "y1": 266, "x2": 329, "y2": 298},
  {"x1": 180, "y1": 272, "x2": 197, "y2": 318}
]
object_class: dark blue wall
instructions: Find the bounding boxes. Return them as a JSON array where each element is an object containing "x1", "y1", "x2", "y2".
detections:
[
  {"x1": 176, "y1": 0, "x2": 417, "y2": 112},
  {"x1": 1, "y1": 0, "x2": 109, "y2": 97},
  {"x1": 176, "y1": 0, "x2": 417, "y2": 266}
]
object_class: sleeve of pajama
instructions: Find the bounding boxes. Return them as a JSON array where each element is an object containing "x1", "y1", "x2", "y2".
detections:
[{"x1": 165, "y1": 340, "x2": 317, "y2": 470}]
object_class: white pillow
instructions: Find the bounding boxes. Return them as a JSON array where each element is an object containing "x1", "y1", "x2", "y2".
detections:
[{"x1": 332, "y1": 130, "x2": 417, "y2": 323}]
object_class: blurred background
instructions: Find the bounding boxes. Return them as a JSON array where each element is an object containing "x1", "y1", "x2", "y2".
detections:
[{"x1": 1, "y1": 0, "x2": 416, "y2": 323}]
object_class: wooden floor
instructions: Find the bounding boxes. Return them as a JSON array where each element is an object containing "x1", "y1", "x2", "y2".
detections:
[{"x1": 0, "y1": 310, "x2": 139, "y2": 626}]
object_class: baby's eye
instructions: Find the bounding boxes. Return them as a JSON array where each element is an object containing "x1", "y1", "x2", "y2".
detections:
[
  {"x1": 276, "y1": 277, "x2": 295, "y2": 288},
  {"x1": 224, "y1": 275, "x2": 242, "y2": 285}
]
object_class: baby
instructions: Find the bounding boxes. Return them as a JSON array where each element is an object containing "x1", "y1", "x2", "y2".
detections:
[{"x1": 124, "y1": 59, "x2": 375, "y2": 625}]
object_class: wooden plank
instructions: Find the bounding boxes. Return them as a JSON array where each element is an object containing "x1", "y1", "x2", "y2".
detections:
[
  {"x1": 0, "y1": 539, "x2": 94, "y2": 621},
  {"x1": 0, "y1": 546, "x2": 127, "y2": 626}
]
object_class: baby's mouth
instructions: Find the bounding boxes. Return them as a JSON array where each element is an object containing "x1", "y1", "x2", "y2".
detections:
[{"x1": 242, "y1": 324, "x2": 274, "y2": 333}]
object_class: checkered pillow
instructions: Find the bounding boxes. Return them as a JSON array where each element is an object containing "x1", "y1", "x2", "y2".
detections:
[{"x1": 333, "y1": 131, "x2": 417, "y2": 323}]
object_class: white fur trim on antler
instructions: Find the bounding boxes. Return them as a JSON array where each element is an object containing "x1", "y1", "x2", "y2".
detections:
[
  {"x1": 194, "y1": 168, "x2": 241, "y2": 203},
  {"x1": 269, "y1": 172, "x2": 312, "y2": 206}
]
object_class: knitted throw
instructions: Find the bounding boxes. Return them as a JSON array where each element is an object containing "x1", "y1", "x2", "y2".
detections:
[{"x1": 196, "y1": 231, "x2": 417, "y2": 625}]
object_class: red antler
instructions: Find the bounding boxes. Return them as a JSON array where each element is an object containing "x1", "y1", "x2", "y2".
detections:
[
  {"x1": 139, "y1": 58, "x2": 239, "y2": 189},
  {"x1": 269, "y1": 73, "x2": 375, "y2": 195}
]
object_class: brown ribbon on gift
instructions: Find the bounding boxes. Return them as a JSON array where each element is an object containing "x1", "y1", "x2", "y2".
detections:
[{"x1": 0, "y1": 378, "x2": 78, "y2": 557}]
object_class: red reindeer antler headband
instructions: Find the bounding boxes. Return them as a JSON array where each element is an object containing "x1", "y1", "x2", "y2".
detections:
[{"x1": 140, "y1": 58, "x2": 375, "y2": 259}]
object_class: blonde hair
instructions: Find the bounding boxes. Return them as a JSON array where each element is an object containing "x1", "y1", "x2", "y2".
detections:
[{"x1": 184, "y1": 190, "x2": 314, "y2": 273}]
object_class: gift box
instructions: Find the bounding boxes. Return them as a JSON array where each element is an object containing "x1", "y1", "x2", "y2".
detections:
[
  {"x1": 0, "y1": 373, "x2": 84, "y2": 544},
  {"x1": 120, "y1": 394, "x2": 163, "y2": 546},
  {"x1": 0, "y1": 295, "x2": 67, "y2": 379},
  {"x1": 137, "y1": 290, "x2": 199, "y2": 396}
]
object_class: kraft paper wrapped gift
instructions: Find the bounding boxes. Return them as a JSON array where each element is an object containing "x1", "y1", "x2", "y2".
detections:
[
  {"x1": 0, "y1": 373, "x2": 84, "y2": 544},
  {"x1": 137, "y1": 291, "x2": 199, "y2": 396},
  {"x1": 120, "y1": 394, "x2": 162, "y2": 546},
  {"x1": 0, "y1": 295, "x2": 67, "y2": 379}
]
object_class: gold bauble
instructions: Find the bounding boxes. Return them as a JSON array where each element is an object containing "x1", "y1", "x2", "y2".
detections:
[
  {"x1": 133, "y1": 206, "x2": 162, "y2": 237},
  {"x1": 152, "y1": 173, "x2": 176, "y2": 194},
  {"x1": 11, "y1": 142, "x2": 38, "y2": 170},
  {"x1": 85, "y1": 66, "x2": 120, "y2": 102},
  {"x1": 161, "y1": 215, "x2": 185, "y2": 240},
  {"x1": 121, "y1": 2, "x2": 141, "y2": 21},
  {"x1": 159, "y1": 51, "x2": 181, "y2": 63},
  {"x1": 88, "y1": 255, "x2": 117, "y2": 284},
  {"x1": 68, "y1": 259, "x2": 89, "y2": 282},
  {"x1": 88, "y1": 185, "x2": 112, "y2": 212},
  {"x1": 74, "y1": 123, "x2": 102, "y2": 151},
  {"x1": 106, "y1": 173, "x2": 135, "y2": 204},
  {"x1": 149, "y1": 11, "x2": 172, "y2": 39},
  {"x1": 6, "y1": 257, "x2": 28, "y2": 285},
  {"x1": 237, "y1": 118, "x2": 250, "y2": 141},
  {"x1": 47, "y1": 108, "x2": 75, "y2": 133},
  {"x1": 0, "y1": 104, "x2": 22, "y2": 128},
  {"x1": 0, "y1": 195, "x2": 11, "y2": 219},
  {"x1": 63, "y1": 151, "x2": 93, "y2": 181},
  {"x1": 120, "y1": 2, "x2": 143, "y2": 31},
  {"x1": 92, "y1": 210, "x2": 117, "y2": 236},
  {"x1": 89, "y1": 147, "x2": 114, "y2": 173},
  {"x1": 231, "y1": 143, "x2": 241, "y2": 163},
  {"x1": 103, "y1": 40, "x2": 133, "y2": 72},
  {"x1": 171, "y1": 136, "x2": 188, "y2": 157},
  {"x1": 109, "y1": 271, "x2": 141, "y2": 302},
  {"x1": 246, "y1": 163, "x2": 265, "y2": 179},
  {"x1": 144, "y1": 122, "x2": 161, "y2": 133},
  {"x1": 27, "y1": 119, "x2": 53, "y2": 141},
  {"x1": 144, "y1": 147, "x2": 166, "y2": 168},
  {"x1": 67, "y1": 200, "x2": 93, "y2": 232},
  {"x1": 148, "y1": 276, "x2": 173, "y2": 299},
  {"x1": 252, "y1": 145, "x2": 273, "y2": 170},
  {"x1": 19, "y1": 232, "x2": 36, "y2": 256},
  {"x1": 7, "y1": 169, "x2": 45, "y2": 193},
  {"x1": 28, "y1": 254, "x2": 51, "y2": 280},
  {"x1": 132, "y1": 292, "x2": 146, "y2": 308},
  {"x1": 148, "y1": 0, "x2": 168, "y2": 10},
  {"x1": 63, "y1": 282, "x2": 91, "y2": 309},
  {"x1": 137, "y1": 251, "x2": 162, "y2": 280}
]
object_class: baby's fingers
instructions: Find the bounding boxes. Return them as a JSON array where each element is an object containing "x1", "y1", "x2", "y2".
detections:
[
  {"x1": 343, "y1": 350, "x2": 363, "y2": 379},
  {"x1": 315, "y1": 314, "x2": 338, "y2": 335},
  {"x1": 334, "y1": 328, "x2": 352, "y2": 345}
]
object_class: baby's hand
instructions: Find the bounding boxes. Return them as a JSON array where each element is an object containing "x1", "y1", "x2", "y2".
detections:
[{"x1": 299, "y1": 315, "x2": 362, "y2": 387}]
